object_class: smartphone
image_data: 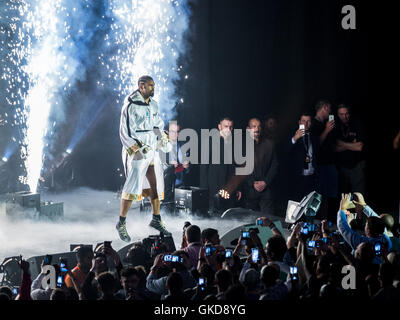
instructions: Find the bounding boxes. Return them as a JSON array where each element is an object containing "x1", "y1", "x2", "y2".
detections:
[
  {"x1": 198, "y1": 277, "x2": 207, "y2": 291},
  {"x1": 256, "y1": 219, "x2": 263, "y2": 226},
  {"x1": 59, "y1": 259, "x2": 68, "y2": 273},
  {"x1": 225, "y1": 249, "x2": 232, "y2": 259},
  {"x1": 299, "y1": 124, "x2": 305, "y2": 130},
  {"x1": 307, "y1": 240, "x2": 316, "y2": 248},
  {"x1": 251, "y1": 248, "x2": 259, "y2": 263},
  {"x1": 242, "y1": 231, "x2": 250, "y2": 239},
  {"x1": 56, "y1": 275, "x2": 64, "y2": 288},
  {"x1": 329, "y1": 115, "x2": 334, "y2": 122},
  {"x1": 374, "y1": 243, "x2": 381, "y2": 256},
  {"x1": 308, "y1": 224, "x2": 316, "y2": 232},
  {"x1": 301, "y1": 225, "x2": 309, "y2": 235},
  {"x1": 164, "y1": 254, "x2": 172, "y2": 262},
  {"x1": 12, "y1": 287, "x2": 18, "y2": 295},
  {"x1": 44, "y1": 254, "x2": 52, "y2": 265},
  {"x1": 290, "y1": 266, "x2": 298, "y2": 280},
  {"x1": 205, "y1": 245, "x2": 215, "y2": 256}
]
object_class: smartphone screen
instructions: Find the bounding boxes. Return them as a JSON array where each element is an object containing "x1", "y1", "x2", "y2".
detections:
[
  {"x1": 56, "y1": 275, "x2": 63, "y2": 288},
  {"x1": 164, "y1": 254, "x2": 172, "y2": 262},
  {"x1": 225, "y1": 249, "x2": 232, "y2": 258},
  {"x1": 251, "y1": 248, "x2": 259, "y2": 263}
]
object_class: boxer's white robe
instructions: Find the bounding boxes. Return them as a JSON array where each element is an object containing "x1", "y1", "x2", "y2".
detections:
[{"x1": 119, "y1": 91, "x2": 168, "y2": 201}]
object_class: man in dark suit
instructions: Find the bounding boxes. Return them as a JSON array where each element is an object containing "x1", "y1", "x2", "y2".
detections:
[
  {"x1": 285, "y1": 112, "x2": 318, "y2": 202},
  {"x1": 160, "y1": 121, "x2": 189, "y2": 212},
  {"x1": 200, "y1": 117, "x2": 239, "y2": 214},
  {"x1": 240, "y1": 118, "x2": 279, "y2": 215}
]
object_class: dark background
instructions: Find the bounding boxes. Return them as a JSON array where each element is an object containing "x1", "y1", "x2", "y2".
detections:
[
  {"x1": 5, "y1": 0, "x2": 397, "y2": 216},
  {"x1": 83, "y1": 0, "x2": 398, "y2": 215}
]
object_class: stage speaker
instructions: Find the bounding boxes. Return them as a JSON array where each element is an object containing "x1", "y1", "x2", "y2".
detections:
[
  {"x1": 174, "y1": 186, "x2": 209, "y2": 215},
  {"x1": 26, "y1": 251, "x2": 78, "y2": 280},
  {"x1": 220, "y1": 220, "x2": 285, "y2": 258},
  {"x1": 40, "y1": 201, "x2": 64, "y2": 219}
]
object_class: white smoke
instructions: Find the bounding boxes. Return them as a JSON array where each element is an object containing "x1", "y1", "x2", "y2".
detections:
[{"x1": 0, "y1": 188, "x2": 246, "y2": 261}]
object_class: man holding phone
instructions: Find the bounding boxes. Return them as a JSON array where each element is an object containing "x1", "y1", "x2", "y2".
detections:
[
  {"x1": 310, "y1": 100, "x2": 338, "y2": 221},
  {"x1": 285, "y1": 112, "x2": 318, "y2": 201}
]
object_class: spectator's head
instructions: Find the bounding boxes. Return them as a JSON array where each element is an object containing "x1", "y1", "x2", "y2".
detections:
[
  {"x1": 135, "y1": 265, "x2": 147, "y2": 289},
  {"x1": 167, "y1": 121, "x2": 180, "y2": 142},
  {"x1": 76, "y1": 246, "x2": 94, "y2": 273},
  {"x1": 315, "y1": 255, "x2": 330, "y2": 278},
  {"x1": 365, "y1": 216, "x2": 385, "y2": 238},
  {"x1": 166, "y1": 272, "x2": 184, "y2": 295},
  {"x1": 199, "y1": 263, "x2": 215, "y2": 286},
  {"x1": 380, "y1": 213, "x2": 394, "y2": 232},
  {"x1": 120, "y1": 267, "x2": 141, "y2": 296},
  {"x1": 266, "y1": 235, "x2": 287, "y2": 262},
  {"x1": 378, "y1": 262, "x2": 396, "y2": 287},
  {"x1": 185, "y1": 225, "x2": 201, "y2": 244},
  {"x1": 225, "y1": 284, "x2": 247, "y2": 301},
  {"x1": 93, "y1": 252, "x2": 108, "y2": 275},
  {"x1": 260, "y1": 265, "x2": 279, "y2": 288},
  {"x1": 0, "y1": 293, "x2": 10, "y2": 301},
  {"x1": 298, "y1": 112, "x2": 313, "y2": 132},
  {"x1": 243, "y1": 268, "x2": 260, "y2": 292},
  {"x1": 336, "y1": 104, "x2": 351, "y2": 125},
  {"x1": 0, "y1": 286, "x2": 13, "y2": 300},
  {"x1": 315, "y1": 100, "x2": 331, "y2": 120},
  {"x1": 319, "y1": 283, "x2": 341, "y2": 299},
  {"x1": 202, "y1": 228, "x2": 220, "y2": 245},
  {"x1": 264, "y1": 116, "x2": 277, "y2": 133},
  {"x1": 50, "y1": 288, "x2": 66, "y2": 300},
  {"x1": 97, "y1": 272, "x2": 116, "y2": 298},
  {"x1": 126, "y1": 243, "x2": 152, "y2": 270},
  {"x1": 354, "y1": 242, "x2": 375, "y2": 264},
  {"x1": 215, "y1": 269, "x2": 233, "y2": 293},
  {"x1": 65, "y1": 287, "x2": 79, "y2": 300},
  {"x1": 218, "y1": 117, "x2": 233, "y2": 139},
  {"x1": 247, "y1": 118, "x2": 262, "y2": 142}
]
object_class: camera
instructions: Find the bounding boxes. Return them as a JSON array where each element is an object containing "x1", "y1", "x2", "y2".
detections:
[
  {"x1": 290, "y1": 266, "x2": 298, "y2": 280},
  {"x1": 225, "y1": 249, "x2": 232, "y2": 258},
  {"x1": 251, "y1": 248, "x2": 259, "y2": 263},
  {"x1": 374, "y1": 243, "x2": 381, "y2": 256}
]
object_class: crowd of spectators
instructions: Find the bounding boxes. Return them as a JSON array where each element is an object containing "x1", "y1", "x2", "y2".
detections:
[{"x1": 1, "y1": 190, "x2": 399, "y2": 301}]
